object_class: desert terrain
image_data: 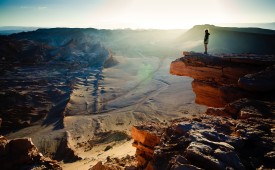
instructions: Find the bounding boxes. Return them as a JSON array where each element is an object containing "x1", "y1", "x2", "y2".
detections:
[{"x1": 1, "y1": 25, "x2": 274, "y2": 169}]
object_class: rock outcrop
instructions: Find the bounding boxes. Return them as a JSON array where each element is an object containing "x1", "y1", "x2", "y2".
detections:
[
  {"x1": 54, "y1": 131, "x2": 82, "y2": 162},
  {"x1": 130, "y1": 114, "x2": 274, "y2": 170},
  {"x1": 89, "y1": 155, "x2": 136, "y2": 170},
  {"x1": 0, "y1": 136, "x2": 61, "y2": 170},
  {"x1": 170, "y1": 52, "x2": 275, "y2": 107},
  {"x1": 127, "y1": 52, "x2": 275, "y2": 170},
  {"x1": 206, "y1": 98, "x2": 275, "y2": 119},
  {"x1": 238, "y1": 65, "x2": 275, "y2": 92},
  {"x1": 131, "y1": 123, "x2": 165, "y2": 168}
]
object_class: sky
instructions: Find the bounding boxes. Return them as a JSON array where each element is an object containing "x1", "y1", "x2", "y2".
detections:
[{"x1": 0, "y1": 0, "x2": 275, "y2": 29}]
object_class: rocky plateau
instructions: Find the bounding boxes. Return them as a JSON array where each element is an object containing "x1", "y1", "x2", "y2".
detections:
[
  {"x1": 1, "y1": 26, "x2": 275, "y2": 169},
  {"x1": 92, "y1": 52, "x2": 275, "y2": 170}
]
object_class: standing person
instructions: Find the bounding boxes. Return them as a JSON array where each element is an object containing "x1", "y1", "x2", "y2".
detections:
[{"x1": 204, "y1": 29, "x2": 210, "y2": 54}]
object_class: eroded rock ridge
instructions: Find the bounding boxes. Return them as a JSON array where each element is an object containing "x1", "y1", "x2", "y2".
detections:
[{"x1": 128, "y1": 52, "x2": 275, "y2": 170}]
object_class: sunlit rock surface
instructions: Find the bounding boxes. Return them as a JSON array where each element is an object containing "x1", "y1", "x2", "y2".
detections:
[
  {"x1": 0, "y1": 136, "x2": 61, "y2": 169},
  {"x1": 131, "y1": 123, "x2": 165, "y2": 168},
  {"x1": 130, "y1": 114, "x2": 274, "y2": 169},
  {"x1": 126, "y1": 52, "x2": 275, "y2": 170},
  {"x1": 170, "y1": 52, "x2": 275, "y2": 107}
]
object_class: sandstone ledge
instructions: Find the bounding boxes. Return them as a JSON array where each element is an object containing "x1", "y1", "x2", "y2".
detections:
[{"x1": 170, "y1": 52, "x2": 275, "y2": 107}]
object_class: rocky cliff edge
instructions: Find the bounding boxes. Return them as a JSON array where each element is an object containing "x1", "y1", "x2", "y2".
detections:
[{"x1": 94, "y1": 52, "x2": 275, "y2": 170}]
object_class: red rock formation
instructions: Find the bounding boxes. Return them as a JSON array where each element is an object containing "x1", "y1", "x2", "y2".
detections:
[
  {"x1": 0, "y1": 136, "x2": 61, "y2": 170},
  {"x1": 122, "y1": 52, "x2": 275, "y2": 170},
  {"x1": 192, "y1": 80, "x2": 249, "y2": 107},
  {"x1": 131, "y1": 123, "x2": 165, "y2": 168},
  {"x1": 130, "y1": 114, "x2": 275, "y2": 170},
  {"x1": 170, "y1": 52, "x2": 275, "y2": 107}
]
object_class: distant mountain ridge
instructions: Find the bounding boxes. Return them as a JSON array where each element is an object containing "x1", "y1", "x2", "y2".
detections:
[
  {"x1": 2, "y1": 24, "x2": 275, "y2": 56},
  {"x1": 0, "y1": 26, "x2": 40, "y2": 35},
  {"x1": 217, "y1": 22, "x2": 275, "y2": 30},
  {"x1": 178, "y1": 24, "x2": 275, "y2": 54}
]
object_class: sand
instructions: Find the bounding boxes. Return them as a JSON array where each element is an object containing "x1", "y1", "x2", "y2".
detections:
[
  {"x1": 61, "y1": 139, "x2": 135, "y2": 170},
  {"x1": 6, "y1": 53, "x2": 206, "y2": 170}
]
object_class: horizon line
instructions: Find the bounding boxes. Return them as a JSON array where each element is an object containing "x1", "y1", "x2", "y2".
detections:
[{"x1": 0, "y1": 22, "x2": 275, "y2": 31}]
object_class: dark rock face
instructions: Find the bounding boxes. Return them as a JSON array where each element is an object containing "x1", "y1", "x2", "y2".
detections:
[
  {"x1": 170, "y1": 52, "x2": 275, "y2": 107},
  {"x1": 131, "y1": 115, "x2": 275, "y2": 170},
  {"x1": 54, "y1": 132, "x2": 81, "y2": 163},
  {"x1": 206, "y1": 98, "x2": 275, "y2": 119},
  {"x1": 0, "y1": 136, "x2": 61, "y2": 170},
  {"x1": 238, "y1": 65, "x2": 275, "y2": 92}
]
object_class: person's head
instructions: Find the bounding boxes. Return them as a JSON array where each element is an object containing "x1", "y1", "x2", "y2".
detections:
[{"x1": 205, "y1": 29, "x2": 209, "y2": 33}]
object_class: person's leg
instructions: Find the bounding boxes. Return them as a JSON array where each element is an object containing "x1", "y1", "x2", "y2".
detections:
[{"x1": 204, "y1": 43, "x2": 208, "y2": 54}]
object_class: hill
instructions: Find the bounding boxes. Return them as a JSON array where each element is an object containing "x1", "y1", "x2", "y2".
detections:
[
  {"x1": 177, "y1": 24, "x2": 275, "y2": 54},
  {"x1": 0, "y1": 26, "x2": 40, "y2": 35}
]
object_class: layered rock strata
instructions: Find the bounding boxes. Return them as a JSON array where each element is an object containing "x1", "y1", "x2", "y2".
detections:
[
  {"x1": 170, "y1": 52, "x2": 275, "y2": 107},
  {"x1": 131, "y1": 123, "x2": 165, "y2": 168},
  {"x1": 129, "y1": 52, "x2": 275, "y2": 169}
]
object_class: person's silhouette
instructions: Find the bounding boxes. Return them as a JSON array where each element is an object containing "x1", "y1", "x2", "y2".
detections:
[{"x1": 204, "y1": 29, "x2": 210, "y2": 54}]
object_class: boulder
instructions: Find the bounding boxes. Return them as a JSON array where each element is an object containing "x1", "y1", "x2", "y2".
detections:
[
  {"x1": 90, "y1": 155, "x2": 137, "y2": 170},
  {"x1": 131, "y1": 126, "x2": 161, "y2": 148},
  {"x1": 0, "y1": 136, "x2": 61, "y2": 169},
  {"x1": 0, "y1": 136, "x2": 8, "y2": 156},
  {"x1": 90, "y1": 161, "x2": 123, "y2": 170},
  {"x1": 185, "y1": 142, "x2": 226, "y2": 170}
]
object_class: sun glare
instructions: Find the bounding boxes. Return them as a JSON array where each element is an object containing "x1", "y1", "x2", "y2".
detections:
[
  {"x1": 1, "y1": 0, "x2": 274, "y2": 29},
  {"x1": 88, "y1": 0, "x2": 232, "y2": 29}
]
